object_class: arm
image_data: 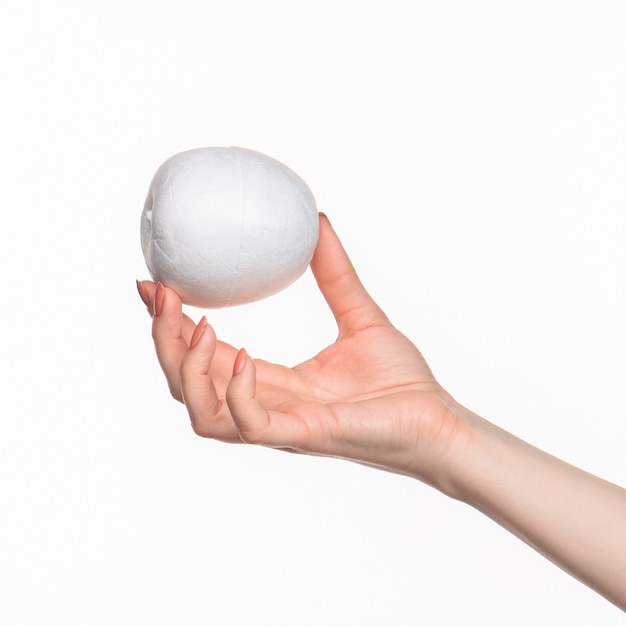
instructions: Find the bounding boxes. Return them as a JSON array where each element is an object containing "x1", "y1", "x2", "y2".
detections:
[
  {"x1": 448, "y1": 410, "x2": 626, "y2": 609},
  {"x1": 137, "y1": 213, "x2": 626, "y2": 610}
]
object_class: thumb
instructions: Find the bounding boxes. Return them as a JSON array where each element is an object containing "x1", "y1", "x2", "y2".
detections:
[{"x1": 311, "y1": 214, "x2": 389, "y2": 336}]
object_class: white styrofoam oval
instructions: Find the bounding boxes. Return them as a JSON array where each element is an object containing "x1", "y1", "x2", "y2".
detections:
[{"x1": 141, "y1": 147, "x2": 319, "y2": 308}]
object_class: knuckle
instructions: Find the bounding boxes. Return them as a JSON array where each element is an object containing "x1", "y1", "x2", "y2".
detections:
[
  {"x1": 237, "y1": 427, "x2": 267, "y2": 445},
  {"x1": 168, "y1": 383, "x2": 183, "y2": 403},
  {"x1": 190, "y1": 418, "x2": 213, "y2": 438}
]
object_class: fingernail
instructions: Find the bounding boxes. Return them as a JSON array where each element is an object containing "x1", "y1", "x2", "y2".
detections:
[
  {"x1": 189, "y1": 316, "x2": 208, "y2": 349},
  {"x1": 154, "y1": 282, "x2": 165, "y2": 317},
  {"x1": 232, "y1": 348, "x2": 247, "y2": 376},
  {"x1": 136, "y1": 280, "x2": 150, "y2": 307}
]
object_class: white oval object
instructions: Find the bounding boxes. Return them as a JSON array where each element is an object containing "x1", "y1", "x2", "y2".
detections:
[{"x1": 141, "y1": 147, "x2": 319, "y2": 308}]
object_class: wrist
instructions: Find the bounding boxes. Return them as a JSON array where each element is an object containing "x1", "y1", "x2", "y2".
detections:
[
  {"x1": 433, "y1": 402, "x2": 519, "y2": 503},
  {"x1": 388, "y1": 393, "x2": 488, "y2": 498}
]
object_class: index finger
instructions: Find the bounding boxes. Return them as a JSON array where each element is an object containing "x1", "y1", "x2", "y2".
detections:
[{"x1": 141, "y1": 281, "x2": 196, "y2": 402}]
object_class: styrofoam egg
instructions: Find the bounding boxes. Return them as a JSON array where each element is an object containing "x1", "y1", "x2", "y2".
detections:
[{"x1": 141, "y1": 147, "x2": 319, "y2": 308}]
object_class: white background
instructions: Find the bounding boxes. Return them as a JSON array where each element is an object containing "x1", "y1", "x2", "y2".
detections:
[{"x1": 1, "y1": 1, "x2": 624, "y2": 623}]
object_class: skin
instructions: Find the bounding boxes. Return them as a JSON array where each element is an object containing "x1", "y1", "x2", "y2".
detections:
[{"x1": 137, "y1": 214, "x2": 626, "y2": 611}]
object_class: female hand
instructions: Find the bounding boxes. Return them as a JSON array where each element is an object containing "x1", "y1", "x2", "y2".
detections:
[
  {"x1": 138, "y1": 214, "x2": 626, "y2": 609},
  {"x1": 137, "y1": 214, "x2": 469, "y2": 491}
]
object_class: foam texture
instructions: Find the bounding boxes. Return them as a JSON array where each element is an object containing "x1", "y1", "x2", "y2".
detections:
[{"x1": 141, "y1": 147, "x2": 319, "y2": 308}]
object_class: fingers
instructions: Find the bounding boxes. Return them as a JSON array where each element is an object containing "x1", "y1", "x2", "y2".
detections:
[
  {"x1": 136, "y1": 280, "x2": 196, "y2": 340},
  {"x1": 137, "y1": 279, "x2": 243, "y2": 440},
  {"x1": 138, "y1": 279, "x2": 328, "y2": 451},
  {"x1": 225, "y1": 351, "x2": 311, "y2": 449},
  {"x1": 152, "y1": 284, "x2": 193, "y2": 402},
  {"x1": 136, "y1": 280, "x2": 196, "y2": 401},
  {"x1": 179, "y1": 319, "x2": 241, "y2": 442},
  {"x1": 310, "y1": 214, "x2": 389, "y2": 336}
]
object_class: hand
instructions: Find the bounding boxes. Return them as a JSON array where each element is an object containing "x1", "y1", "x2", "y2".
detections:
[
  {"x1": 137, "y1": 215, "x2": 470, "y2": 490},
  {"x1": 138, "y1": 214, "x2": 626, "y2": 608}
]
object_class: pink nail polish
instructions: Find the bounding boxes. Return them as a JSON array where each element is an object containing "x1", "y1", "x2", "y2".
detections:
[
  {"x1": 190, "y1": 316, "x2": 208, "y2": 348},
  {"x1": 233, "y1": 348, "x2": 247, "y2": 376},
  {"x1": 154, "y1": 282, "x2": 165, "y2": 317},
  {"x1": 136, "y1": 280, "x2": 151, "y2": 307}
]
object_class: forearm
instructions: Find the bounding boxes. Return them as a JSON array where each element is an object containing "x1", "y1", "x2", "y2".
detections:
[{"x1": 447, "y1": 408, "x2": 626, "y2": 610}]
